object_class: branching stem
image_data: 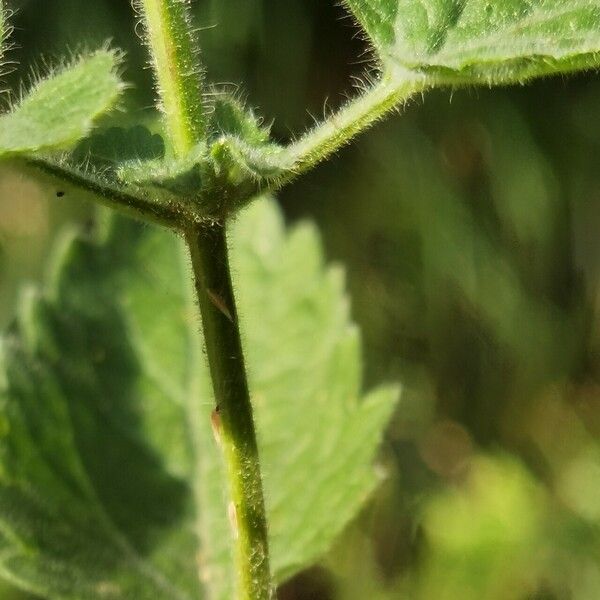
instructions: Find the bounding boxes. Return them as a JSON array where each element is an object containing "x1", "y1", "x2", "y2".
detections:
[
  {"x1": 138, "y1": 2, "x2": 273, "y2": 598},
  {"x1": 281, "y1": 74, "x2": 425, "y2": 182},
  {"x1": 25, "y1": 10, "x2": 423, "y2": 600}
]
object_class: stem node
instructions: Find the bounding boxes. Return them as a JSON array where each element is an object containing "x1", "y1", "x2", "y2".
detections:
[{"x1": 138, "y1": 1, "x2": 273, "y2": 596}]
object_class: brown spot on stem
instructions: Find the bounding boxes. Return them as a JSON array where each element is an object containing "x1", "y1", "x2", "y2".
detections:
[
  {"x1": 211, "y1": 406, "x2": 222, "y2": 448},
  {"x1": 228, "y1": 502, "x2": 239, "y2": 540},
  {"x1": 207, "y1": 288, "x2": 234, "y2": 322}
]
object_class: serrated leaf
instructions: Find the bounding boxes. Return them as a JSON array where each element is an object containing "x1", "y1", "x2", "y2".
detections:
[
  {"x1": 73, "y1": 126, "x2": 166, "y2": 168},
  {"x1": 0, "y1": 198, "x2": 399, "y2": 599},
  {"x1": 66, "y1": 127, "x2": 196, "y2": 224},
  {"x1": 345, "y1": 0, "x2": 600, "y2": 84},
  {"x1": 0, "y1": 49, "x2": 124, "y2": 157}
]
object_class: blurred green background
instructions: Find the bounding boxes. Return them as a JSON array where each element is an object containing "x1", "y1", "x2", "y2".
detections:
[{"x1": 1, "y1": 1, "x2": 600, "y2": 598}]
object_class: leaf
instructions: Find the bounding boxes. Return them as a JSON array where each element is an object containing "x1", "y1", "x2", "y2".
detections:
[
  {"x1": 0, "y1": 49, "x2": 125, "y2": 157},
  {"x1": 207, "y1": 93, "x2": 289, "y2": 184},
  {"x1": 73, "y1": 126, "x2": 166, "y2": 168},
  {"x1": 0, "y1": 198, "x2": 399, "y2": 599},
  {"x1": 210, "y1": 93, "x2": 271, "y2": 145},
  {"x1": 344, "y1": 0, "x2": 600, "y2": 84},
  {"x1": 70, "y1": 127, "x2": 203, "y2": 223},
  {"x1": 210, "y1": 136, "x2": 290, "y2": 183},
  {"x1": 62, "y1": 98, "x2": 284, "y2": 218}
]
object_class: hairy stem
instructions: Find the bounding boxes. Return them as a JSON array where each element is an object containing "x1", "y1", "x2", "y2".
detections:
[
  {"x1": 26, "y1": 158, "x2": 186, "y2": 228},
  {"x1": 186, "y1": 224, "x2": 272, "y2": 600},
  {"x1": 282, "y1": 75, "x2": 425, "y2": 181},
  {"x1": 138, "y1": 1, "x2": 272, "y2": 597},
  {"x1": 137, "y1": 0, "x2": 206, "y2": 155},
  {"x1": 0, "y1": 2, "x2": 6, "y2": 60}
]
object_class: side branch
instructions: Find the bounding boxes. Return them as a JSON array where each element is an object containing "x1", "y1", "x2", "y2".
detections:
[
  {"x1": 26, "y1": 158, "x2": 184, "y2": 228},
  {"x1": 279, "y1": 75, "x2": 425, "y2": 184}
]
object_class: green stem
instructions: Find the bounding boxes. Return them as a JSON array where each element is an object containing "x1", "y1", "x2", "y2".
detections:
[
  {"x1": 282, "y1": 75, "x2": 425, "y2": 180},
  {"x1": 26, "y1": 158, "x2": 187, "y2": 228},
  {"x1": 137, "y1": 0, "x2": 206, "y2": 155},
  {"x1": 138, "y1": 1, "x2": 273, "y2": 598},
  {"x1": 0, "y1": 2, "x2": 9, "y2": 61},
  {"x1": 186, "y1": 224, "x2": 272, "y2": 600}
]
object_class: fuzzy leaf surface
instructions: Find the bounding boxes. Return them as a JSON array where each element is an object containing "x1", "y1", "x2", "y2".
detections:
[
  {"x1": 211, "y1": 137, "x2": 289, "y2": 183},
  {"x1": 0, "y1": 50, "x2": 124, "y2": 157},
  {"x1": 208, "y1": 94, "x2": 288, "y2": 184},
  {"x1": 210, "y1": 94, "x2": 271, "y2": 145},
  {"x1": 0, "y1": 198, "x2": 398, "y2": 599},
  {"x1": 345, "y1": 0, "x2": 600, "y2": 84}
]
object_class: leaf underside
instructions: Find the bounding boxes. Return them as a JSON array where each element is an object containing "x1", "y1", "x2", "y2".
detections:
[
  {"x1": 345, "y1": 0, "x2": 600, "y2": 84},
  {"x1": 0, "y1": 198, "x2": 398, "y2": 599},
  {"x1": 0, "y1": 50, "x2": 124, "y2": 157}
]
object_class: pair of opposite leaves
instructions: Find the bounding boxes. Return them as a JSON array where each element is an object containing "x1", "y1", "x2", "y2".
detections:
[
  {"x1": 2, "y1": 1, "x2": 600, "y2": 162},
  {"x1": 1, "y1": 1, "x2": 600, "y2": 599}
]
